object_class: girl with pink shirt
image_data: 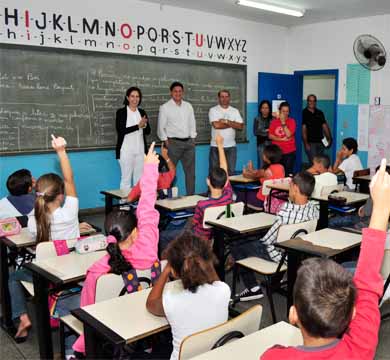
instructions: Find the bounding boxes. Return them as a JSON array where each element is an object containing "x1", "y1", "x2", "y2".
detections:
[{"x1": 73, "y1": 142, "x2": 161, "y2": 355}]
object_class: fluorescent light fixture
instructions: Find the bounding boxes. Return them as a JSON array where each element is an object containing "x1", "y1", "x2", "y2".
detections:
[{"x1": 236, "y1": 0, "x2": 305, "y2": 17}]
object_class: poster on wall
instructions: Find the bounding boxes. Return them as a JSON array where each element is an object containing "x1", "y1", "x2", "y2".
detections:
[
  {"x1": 367, "y1": 105, "x2": 390, "y2": 170},
  {"x1": 357, "y1": 104, "x2": 369, "y2": 151}
]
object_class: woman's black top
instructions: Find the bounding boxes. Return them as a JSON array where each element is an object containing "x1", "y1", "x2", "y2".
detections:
[{"x1": 115, "y1": 107, "x2": 151, "y2": 159}]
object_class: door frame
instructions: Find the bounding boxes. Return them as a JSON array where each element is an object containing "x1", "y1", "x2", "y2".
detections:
[{"x1": 294, "y1": 69, "x2": 339, "y2": 162}]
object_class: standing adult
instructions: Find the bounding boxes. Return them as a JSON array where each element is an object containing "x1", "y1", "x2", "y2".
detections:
[
  {"x1": 209, "y1": 90, "x2": 244, "y2": 175},
  {"x1": 115, "y1": 86, "x2": 151, "y2": 193},
  {"x1": 157, "y1": 82, "x2": 197, "y2": 195},
  {"x1": 253, "y1": 100, "x2": 273, "y2": 168},
  {"x1": 302, "y1": 94, "x2": 332, "y2": 163},
  {"x1": 268, "y1": 101, "x2": 296, "y2": 175}
]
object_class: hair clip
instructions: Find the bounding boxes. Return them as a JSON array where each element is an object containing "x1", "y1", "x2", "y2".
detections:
[{"x1": 36, "y1": 191, "x2": 45, "y2": 197}]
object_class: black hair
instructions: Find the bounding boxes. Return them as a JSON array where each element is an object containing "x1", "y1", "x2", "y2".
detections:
[
  {"x1": 292, "y1": 171, "x2": 315, "y2": 197},
  {"x1": 313, "y1": 154, "x2": 331, "y2": 169},
  {"x1": 262, "y1": 144, "x2": 282, "y2": 169},
  {"x1": 294, "y1": 257, "x2": 356, "y2": 338},
  {"x1": 342, "y1": 137, "x2": 358, "y2": 154},
  {"x1": 279, "y1": 101, "x2": 290, "y2": 111},
  {"x1": 218, "y1": 89, "x2": 231, "y2": 97},
  {"x1": 157, "y1": 154, "x2": 169, "y2": 173},
  {"x1": 6, "y1": 169, "x2": 33, "y2": 196},
  {"x1": 166, "y1": 231, "x2": 217, "y2": 293},
  {"x1": 123, "y1": 86, "x2": 142, "y2": 106},
  {"x1": 105, "y1": 210, "x2": 138, "y2": 275},
  {"x1": 170, "y1": 81, "x2": 184, "y2": 91},
  {"x1": 258, "y1": 100, "x2": 272, "y2": 119},
  {"x1": 307, "y1": 94, "x2": 317, "y2": 102},
  {"x1": 209, "y1": 167, "x2": 227, "y2": 189},
  {"x1": 375, "y1": 164, "x2": 390, "y2": 174}
]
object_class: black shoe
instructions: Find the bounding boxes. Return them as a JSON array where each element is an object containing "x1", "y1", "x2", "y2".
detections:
[{"x1": 235, "y1": 287, "x2": 264, "y2": 302}]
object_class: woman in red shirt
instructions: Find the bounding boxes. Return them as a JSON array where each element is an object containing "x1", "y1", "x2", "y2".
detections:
[{"x1": 268, "y1": 102, "x2": 296, "y2": 175}]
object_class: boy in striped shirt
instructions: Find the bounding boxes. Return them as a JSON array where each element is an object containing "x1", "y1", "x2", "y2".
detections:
[{"x1": 192, "y1": 133, "x2": 233, "y2": 240}]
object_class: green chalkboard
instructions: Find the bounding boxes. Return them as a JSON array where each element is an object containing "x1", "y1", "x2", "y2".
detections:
[{"x1": 0, "y1": 44, "x2": 247, "y2": 154}]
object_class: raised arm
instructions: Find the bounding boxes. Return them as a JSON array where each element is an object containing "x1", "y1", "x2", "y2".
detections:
[
  {"x1": 344, "y1": 159, "x2": 389, "y2": 358},
  {"x1": 51, "y1": 135, "x2": 76, "y2": 197},
  {"x1": 161, "y1": 142, "x2": 175, "y2": 172},
  {"x1": 215, "y1": 133, "x2": 228, "y2": 174},
  {"x1": 146, "y1": 264, "x2": 171, "y2": 316},
  {"x1": 131, "y1": 143, "x2": 160, "y2": 263}
]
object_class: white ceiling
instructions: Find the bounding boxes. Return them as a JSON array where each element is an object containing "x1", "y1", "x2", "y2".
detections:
[{"x1": 142, "y1": 0, "x2": 390, "y2": 27}]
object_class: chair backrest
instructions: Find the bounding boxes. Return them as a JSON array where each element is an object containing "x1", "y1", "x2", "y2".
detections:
[
  {"x1": 179, "y1": 305, "x2": 262, "y2": 360},
  {"x1": 276, "y1": 220, "x2": 318, "y2": 244},
  {"x1": 353, "y1": 168, "x2": 370, "y2": 179},
  {"x1": 203, "y1": 202, "x2": 245, "y2": 229},
  {"x1": 319, "y1": 184, "x2": 344, "y2": 197},
  {"x1": 35, "y1": 239, "x2": 77, "y2": 261},
  {"x1": 262, "y1": 177, "x2": 291, "y2": 196},
  {"x1": 95, "y1": 260, "x2": 168, "y2": 302}
]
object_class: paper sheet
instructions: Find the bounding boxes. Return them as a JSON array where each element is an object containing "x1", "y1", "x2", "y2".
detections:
[
  {"x1": 346, "y1": 64, "x2": 371, "y2": 104},
  {"x1": 358, "y1": 104, "x2": 369, "y2": 151}
]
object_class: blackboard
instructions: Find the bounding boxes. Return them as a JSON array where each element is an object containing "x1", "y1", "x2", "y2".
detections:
[{"x1": 0, "y1": 44, "x2": 247, "y2": 154}]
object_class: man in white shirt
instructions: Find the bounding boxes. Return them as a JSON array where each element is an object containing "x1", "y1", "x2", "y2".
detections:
[
  {"x1": 157, "y1": 82, "x2": 197, "y2": 195},
  {"x1": 208, "y1": 90, "x2": 244, "y2": 175},
  {"x1": 307, "y1": 154, "x2": 338, "y2": 198},
  {"x1": 332, "y1": 137, "x2": 363, "y2": 189}
]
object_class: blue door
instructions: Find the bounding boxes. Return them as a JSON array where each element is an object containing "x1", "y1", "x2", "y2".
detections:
[{"x1": 258, "y1": 72, "x2": 303, "y2": 171}]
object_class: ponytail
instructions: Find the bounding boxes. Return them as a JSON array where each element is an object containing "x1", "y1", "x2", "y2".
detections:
[
  {"x1": 182, "y1": 253, "x2": 215, "y2": 293},
  {"x1": 35, "y1": 195, "x2": 51, "y2": 244},
  {"x1": 34, "y1": 173, "x2": 64, "y2": 244},
  {"x1": 107, "y1": 228, "x2": 133, "y2": 274}
]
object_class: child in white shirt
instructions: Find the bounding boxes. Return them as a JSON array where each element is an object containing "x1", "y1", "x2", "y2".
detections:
[{"x1": 332, "y1": 138, "x2": 362, "y2": 189}]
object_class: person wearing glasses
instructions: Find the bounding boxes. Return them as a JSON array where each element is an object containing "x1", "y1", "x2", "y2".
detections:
[{"x1": 302, "y1": 94, "x2": 332, "y2": 164}]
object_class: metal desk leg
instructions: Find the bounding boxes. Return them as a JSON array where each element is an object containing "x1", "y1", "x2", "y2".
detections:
[
  {"x1": 286, "y1": 252, "x2": 300, "y2": 314},
  {"x1": 213, "y1": 229, "x2": 226, "y2": 281},
  {"x1": 0, "y1": 240, "x2": 14, "y2": 332},
  {"x1": 317, "y1": 200, "x2": 328, "y2": 230},
  {"x1": 32, "y1": 271, "x2": 53, "y2": 360}
]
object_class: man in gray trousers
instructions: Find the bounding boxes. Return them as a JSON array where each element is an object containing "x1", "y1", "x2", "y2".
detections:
[{"x1": 157, "y1": 81, "x2": 197, "y2": 195}]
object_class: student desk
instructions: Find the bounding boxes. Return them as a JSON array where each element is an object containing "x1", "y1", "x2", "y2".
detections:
[
  {"x1": 25, "y1": 250, "x2": 106, "y2": 360},
  {"x1": 312, "y1": 191, "x2": 369, "y2": 230},
  {"x1": 206, "y1": 213, "x2": 276, "y2": 281},
  {"x1": 275, "y1": 228, "x2": 362, "y2": 311},
  {"x1": 0, "y1": 228, "x2": 35, "y2": 332},
  {"x1": 229, "y1": 174, "x2": 260, "y2": 209},
  {"x1": 155, "y1": 195, "x2": 207, "y2": 211},
  {"x1": 72, "y1": 282, "x2": 177, "y2": 358},
  {"x1": 191, "y1": 321, "x2": 303, "y2": 360},
  {"x1": 100, "y1": 189, "x2": 129, "y2": 214},
  {"x1": 267, "y1": 183, "x2": 290, "y2": 212}
]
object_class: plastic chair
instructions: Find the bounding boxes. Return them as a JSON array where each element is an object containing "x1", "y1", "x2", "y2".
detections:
[
  {"x1": 232, "y1": 220, "x2": 317, "y2": 323},
  {"x1": 178, "y1": 305, "x2": 262, "y2": 360},
  {"x1": 203, "y1": 202, "x2": 245, "y2": 229}
]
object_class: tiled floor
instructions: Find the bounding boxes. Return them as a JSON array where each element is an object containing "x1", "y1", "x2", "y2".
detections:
[{"x1": 2, "y1": 212, "x2": 390, "y2": 359}]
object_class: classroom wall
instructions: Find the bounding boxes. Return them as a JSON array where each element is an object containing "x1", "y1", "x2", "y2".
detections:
[
  {"x1": 0, "y1": 0, "x2": 286, "y2": 209},
  {"x1": 286, "y1": 14, "x2": 390, "y2": 167}
]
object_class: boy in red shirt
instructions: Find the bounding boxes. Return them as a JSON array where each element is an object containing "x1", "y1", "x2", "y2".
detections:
[
  {"x1": 261, "y1": 158, "x2": 390, "y2": 360},
  {"x1": 127, "y1": 143, "x2": 175, "y2": 202}
]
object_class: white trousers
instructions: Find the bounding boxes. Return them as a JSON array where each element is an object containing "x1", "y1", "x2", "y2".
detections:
[{"x1": 118, "y1": 152, "x2": 144, "y2": 193}]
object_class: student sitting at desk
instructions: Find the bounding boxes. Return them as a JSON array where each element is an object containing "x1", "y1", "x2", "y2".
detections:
[
  {"x1": 0, "y1": 169, "x2": 35, "y2": 219},
  {"x1": 307, "y1": 154, "x2": 337, "y2": 198},
  {"x1": 242, "y1": 144, "x2": 285, "y2": 207},
  {"x1": 127, "y1": 143, "x2": 176, "y2": 202},
  {"x1": 261, "y1": 158, "x2": 390, "y2": 360},
  {"x1": 147, "y1": 232, "x2": 231, "y2": 360},
  {"x1": 8, "y1": 136, "x2": 80, "y2": 343},
  {"x1": 73, "y1": 142, "x2": 161, "y2": 355},
  {"x1": 231, "y1": 172, "x2": 319, "y2": 301},
  {"x1": 332, "y1": 137, "x2": 362, "y2": 189},
  {"x1": 192, "y1": 133, "x2": 233, "y2": 241}
]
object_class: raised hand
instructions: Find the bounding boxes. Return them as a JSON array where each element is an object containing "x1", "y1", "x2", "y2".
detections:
[
  {"x1": 145, "y1": 142, "x2": 160, "y2": 165},
  {"x1": 51, "y1": 134, "x2": 67, "y2": 152}
]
